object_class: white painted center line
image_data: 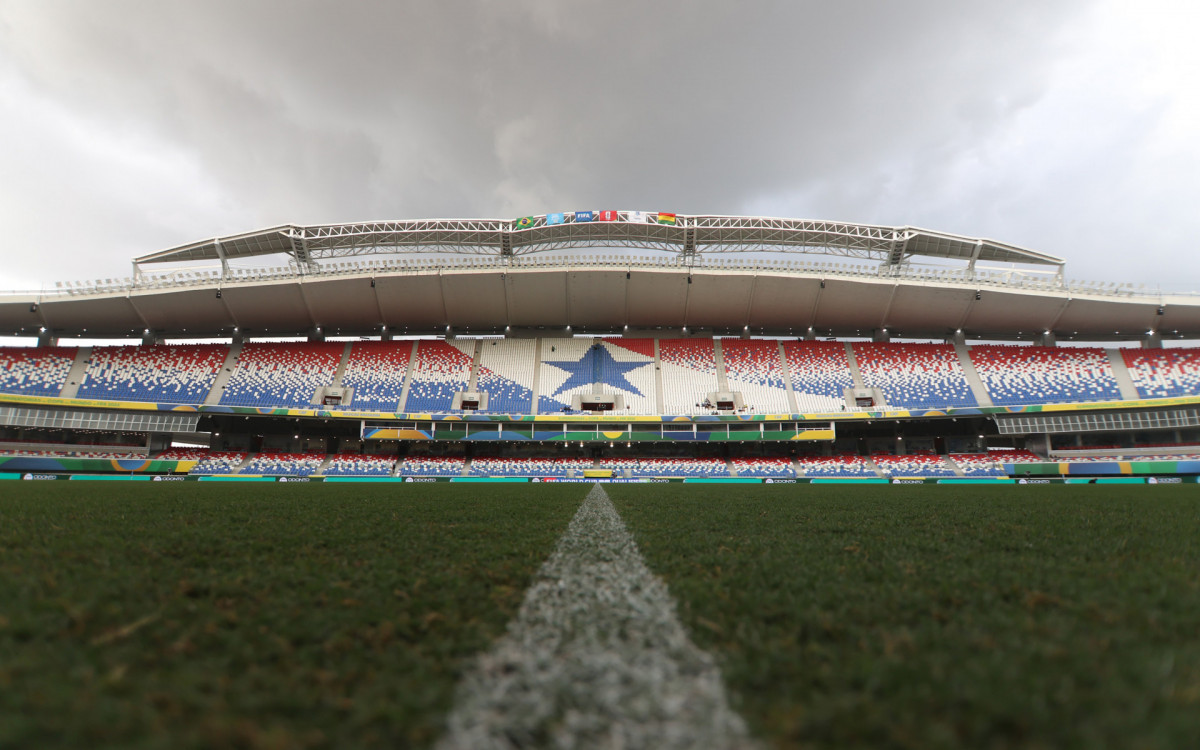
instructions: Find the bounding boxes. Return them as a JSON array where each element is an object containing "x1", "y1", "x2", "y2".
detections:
[{"x1": 437, "y1": 484, "x2": 758, "y2": 749}]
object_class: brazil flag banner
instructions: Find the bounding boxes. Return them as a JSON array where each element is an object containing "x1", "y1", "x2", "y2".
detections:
[{"x1": 515, "y1": 216, "x2": 535, "y2": 229}]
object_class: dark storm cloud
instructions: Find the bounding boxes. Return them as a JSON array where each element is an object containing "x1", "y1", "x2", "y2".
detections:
[{"x1": 0, "y1": 0, "x2": 1197, "y2": 289}]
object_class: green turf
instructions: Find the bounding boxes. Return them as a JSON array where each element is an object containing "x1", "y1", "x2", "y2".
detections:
[
  {"x1": 0, "y1": 482, "x2": 581, "y2": 749},
  {"x1": 608, "y1": 484, "x2": 1200, "y2": 749}
]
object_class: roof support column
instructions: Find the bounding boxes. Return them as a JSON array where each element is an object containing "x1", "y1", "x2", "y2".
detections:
[
  {"x1": 37, "y1": 329, "x2": 58, "y2": 348},
  {"x1": 214, "y1": 239, "x2": 230, "y2": 277},
  {"x1": 1142, "y1": 331, "x2": 1163, "y2": 349}
]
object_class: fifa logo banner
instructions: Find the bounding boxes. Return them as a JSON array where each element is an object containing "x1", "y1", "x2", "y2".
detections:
[{"x1": 575, "y1": 211, "x2": 594, "y2": 222}]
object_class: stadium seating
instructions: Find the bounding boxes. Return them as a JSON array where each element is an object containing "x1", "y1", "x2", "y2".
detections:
[
  {"x1": 341, "y1": 341, "x2": 412, "y2": 411},
  {"x1": 658, "y1": 339, "x2": 720, "y2": 414},
  {"x1": 403, "y1": 340, "x2": 475, "y2": 412},
  {"x1": 720, "y1": 339, "x2": 790, "y2": 413},
  {"x1": 781, "y1": 341, "x2": 855, "y2": 412},
  {"x1": 598, "y1": 338, "x2": 657, "y2": 414},
  {"x1": 476, "y1": 339, "x2": 536, "y2": 413},
  {"x1": 154, "y1": 448, "x2": 211, "y2": 461},
  {"x1": 77, "y1": 344, "x2": 227, "y2": 403},
  {"x1": 854, "y1": 343, "x2": 977, "y2": 408},
  {"x1": 1121, "y1": 348, "x2": 1200, "y2": 399},
  {"x1": 189, "y1": 451, "x2": 247, "y2": 474},
  {"x1": 796, "y1": 454, "x2": 876, "y2": 477},
  {"x1": 597, "y1": 456, "x2": 727, "y2": 477},
  {"x1": 397, "y1": 456, "x2": 465, "y2": 476},
  {"x1": 969, "y1": 345, "x2": 1122, "y2": 405},
  {"x1": 989, "y1": 449, "x2": 1044, "y2": 464},
  {"x1": 872, "y1": 453, "x2": 955, "y2": 477},
  {"x1": 0, "y1": 347, "x2": 75, "y2": 397},
  {"x1": 468, "y1": 456, "x2": 592, "y2": 476},
  {"x1": 220, "y1": 342, "x2": 344, "y2": 408},
  {"x1": 238, "y1": 452, "x2": 324, "y2": 476},
  {"x1": 731, "y1": 457, "x2": 796, "y2": 477},
  {"x1": 322, "y1": 454, "x2": 396, "y2": 475},
  {"x1": 537, "y1": 338, "x2": 600, "y2": 413},
  {"x1": 948, "y1": 453, "x2": 1008, "y2": 477}
]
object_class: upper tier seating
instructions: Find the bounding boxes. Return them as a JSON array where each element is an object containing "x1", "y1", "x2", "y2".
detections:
[
  {"x1": 1121, "y1": 348, "x2": 1200, "y2": 399},
  {"x1": 658, "y1": 339, "x2": 720, "y2": 414},
  {"x1": 969, "y1": 345, "x2": 1122, "y2": 405},
  {"x1": 0, "y1": 347, "x2": 75, "y2": 397},
  {"x1": 731, "y1": 457, "x2": 796, "y2": 477},
  {"x1": 220, "y1": 342, "x2": 344, "y2": 408},
  {"x1": 796, "y1": 454, "x2": 876, "y2": 477},
  {"x1": 322, "y1": 454, "x2": 396, "y2": 476},
  {"x1": 403, "y1": 340, "x2": 475, "y2": 412},
  {"x1": 854, "y1": 343, "x2": 977, "y2": 408},
  {"x1": 397, "y1": 456, "x2": 464, "y2": 476},
  {"x1": 537, "y1": 338, "x2": 659, "y2": 414},
  {"x1": 598, "y1": 338, "x2": 657, "y2": 414},
  {"x1": 341, "y1": 341, "x2": 412, "y2": 411},
  {"x1": 873, "y1": 453, "x2": 955, "y2": 477},
  {"x1": 78, "y1": 344, "x2": 227, "y2": 403},
  {"x1": 468, "y1": 456, "x2": 592, "y2": 476},
  {"x1": 781, "y1": 341, "x2": 855, "y2": 412},
  {"x1": 948, "y1": 453, "x2": 1008, "y2": 477},
  {"x1": 239, "y1": 452, "x2": 324, "y2": 476},
  {"x1": 190, "y1": 451, "x2": 247, "y2": 475},
  {"x1": 720, "y1": 339, "x2": 790, "y2": 413},
  {"x1": 476, "y1": 339, "x2": 537, "y2": 413}
]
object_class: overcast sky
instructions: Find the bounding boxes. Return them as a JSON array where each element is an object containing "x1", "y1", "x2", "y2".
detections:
[{"x1": 1, "y1": 0, "x2": 1198, "y2": 292}]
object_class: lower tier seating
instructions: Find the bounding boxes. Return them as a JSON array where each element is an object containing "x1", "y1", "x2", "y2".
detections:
[
  {"x1": 323, "y1": 454, "x2": 396, "y2": 475},
  {"x1": 238, "y1": 452, "x2": 324, "y2": 476},
  {"x1": 731, "y1": 457, "x2": 796, "y2": 477},
  {"x1": 872, "y1": 453, "x2": 955, "y2": 477},
  {"x1": 397, "y1": 456, "x2": 464, "y2": 476}
]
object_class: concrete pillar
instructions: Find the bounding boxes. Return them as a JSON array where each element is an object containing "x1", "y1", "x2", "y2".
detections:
[
  {"x1": 141, "y1": 330, "x2": 162, "y2": 346},
  {"x1": 231, "y1": 329, "x2": 246, "y2": 346},
  {"x1": 947, "y1": 330, "x2": 966, "y2": 347},
  {"x1": 380, "y1": 328, "x2": 394, "y2": 341},
  {"x1": 872, "y1": 328, "x2": 891, "y2": 343},
  {"x1": 37, "y1": 329, "x2": 58, "y2": 348},
  {"x1": 308, "y1": 326, "x2": 325, "y2": 342},
  {"x1": 1035, "y1": 331, "x2": 1057, "y2": 347},
  {"x1": 1142, "y1": 331, "x2": 1163, "y2": 349},
  {"x1": 803, "y1": 329, "x2": 817, "y2": 341}
]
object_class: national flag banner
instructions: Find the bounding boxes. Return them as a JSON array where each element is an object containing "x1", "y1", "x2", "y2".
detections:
[
  {"x1": 575, "y1": 210, "x2": 594, "y2": 222},
  {"x1": 546, "y1": 212, "x2": 566, "y2": 225},
  {"x1": 516, "y1": 216, "x2": 535, "y2": 229},
  {"x1": 597, "y1": 210, "x2": 618, "y2": 222},
  {"x1": 657, "y1": 212, "x2": 677, "y2": 225},
  {"x1": 628, "y1": 210, "x2": 650, "y2": 223}
]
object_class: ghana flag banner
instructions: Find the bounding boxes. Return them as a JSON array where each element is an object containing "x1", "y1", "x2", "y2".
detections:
[
  {"x1": 515, "y1": 216, "x2": 535, "y2": 229},
  {"x1": 657, "y1": 212, "x2": 677, "y2": 225},
  {"x1": 575, "y1": 211, "x2": 594, "y2": 222},
  {"x1": 597, "y1": 210, "x2": 618, "y2": 222},
  {"x1": 546, "y1": 212, "x2": 566, "y2": 225}
]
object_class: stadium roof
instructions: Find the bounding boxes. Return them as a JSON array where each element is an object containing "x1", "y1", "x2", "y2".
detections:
[
  {"x1": 132, "y1": 215, "x2": 1066, "y2": 270},
  {"x1": 3, "y1": 259, "x2": 1198, "y2": 342}
]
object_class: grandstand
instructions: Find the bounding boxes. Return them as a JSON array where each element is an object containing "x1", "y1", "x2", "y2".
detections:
[{"x1": 0, "y1": 212, "x2": 1198, "y2": 483}]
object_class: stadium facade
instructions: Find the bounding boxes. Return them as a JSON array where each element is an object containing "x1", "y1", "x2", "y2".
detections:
[{"x1": 1, "y1": 213, "x2": 1199, "y2": 483}]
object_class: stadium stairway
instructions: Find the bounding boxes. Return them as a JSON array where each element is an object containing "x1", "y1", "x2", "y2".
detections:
[
  {"x1": 653, "y1": 339, "x2": 665, "y2": 414},
  {"x1": 58, "y1": 347, "x2": 91, "y2": 399},
  {"x1": 776, "y1": 340, "x2": 802, "y2": 413},
  {"x1": 943, "y1": 455, "x2": 966, "y2": 477},
  {"x1": 711, "y1": 339, "x2": 732, "y2": 392},
  {"x1": 466, "y1": 341, "x2": 483, "y2": 391},
  {"x1": 204, "y1": 341, "x2": 243, "y2": 406},
  {"x1": 315, "y1": 454, "x2": 335, "y2": 475},
  {"x1": 843, "y1": 342, "x2": 865, "y2": 389},
  {"x1": 330, "y1": 343, "x2": 353, "y2": 391},
  {"x1": 954, "y1": 342, "x2": 994, "y2": 407},
  {"x1": 1106, "y1": 349, "x2": 1141, "y2": 401}
]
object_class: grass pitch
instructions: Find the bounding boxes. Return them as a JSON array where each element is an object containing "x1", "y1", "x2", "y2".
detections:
[
  {"x1": 0, "y1": 482, "x2": 581, "y2": 749},
  {"x1": 3, "y1": 482, "x2": 1199, "y2": 749},
  {"x1": 610, "y1": 484, "x2": 1200, "y2": 749}
]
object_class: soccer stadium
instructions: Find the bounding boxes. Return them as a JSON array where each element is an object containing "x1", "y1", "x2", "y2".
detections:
[
  {"x1": 3, "y1": 213, "x2": 1200, "y2": 747},
  {"x1": 1, "y1": 213, "x2": 1199, "y2": 483}
]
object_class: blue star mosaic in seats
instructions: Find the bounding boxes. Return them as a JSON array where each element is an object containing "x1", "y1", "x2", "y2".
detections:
[{"x1": 544, "y1": 344, "x2": 647, "y2": 396}]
